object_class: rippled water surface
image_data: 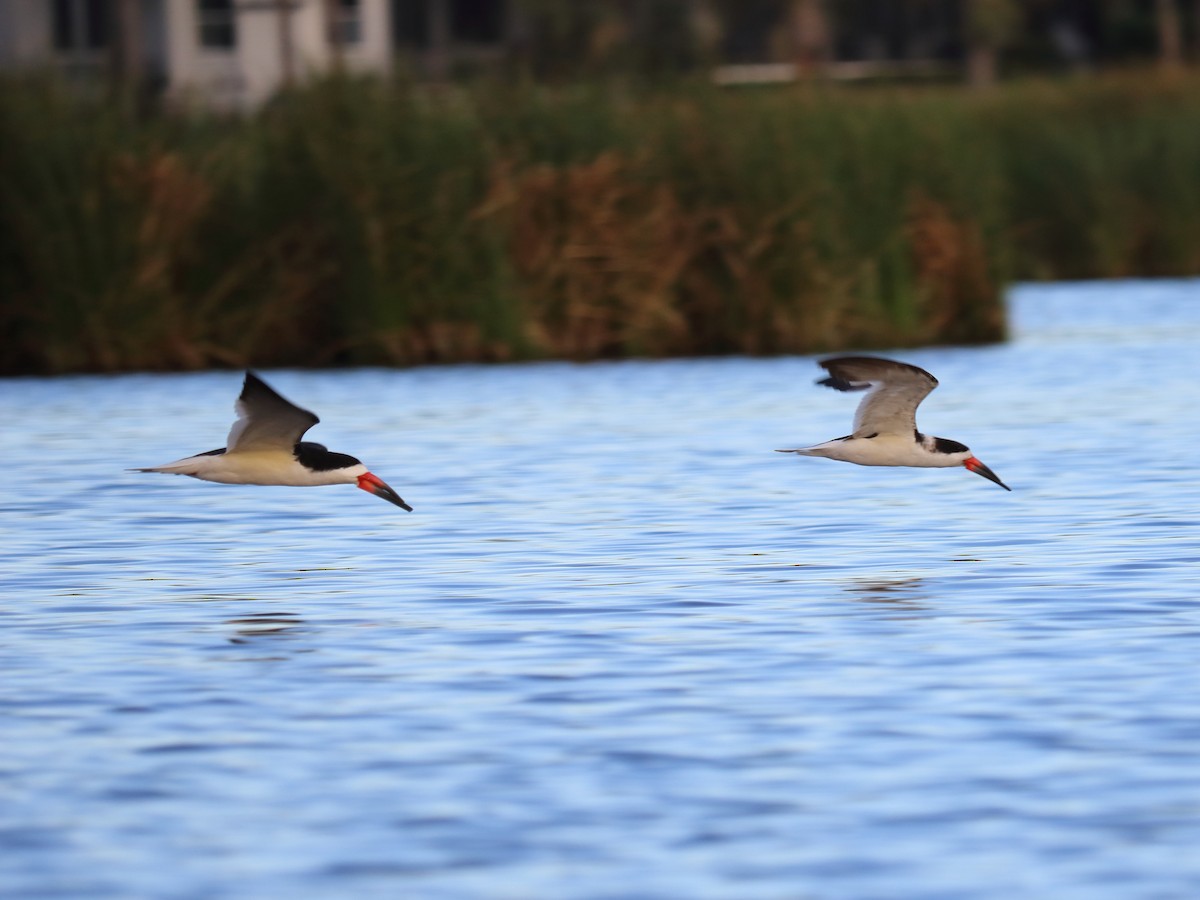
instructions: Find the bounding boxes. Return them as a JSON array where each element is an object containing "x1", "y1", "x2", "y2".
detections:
[{"x1": 4, "y1": 281, "x2": 1200, "y2": 899}]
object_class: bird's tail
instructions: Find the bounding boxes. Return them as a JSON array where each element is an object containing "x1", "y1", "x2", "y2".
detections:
[
  {"x1": 128, "y1": 462, "x2": 196, "y2": 475},
  {"x1": 128, "y1": 450, "x2": 224, "y2": 477}
]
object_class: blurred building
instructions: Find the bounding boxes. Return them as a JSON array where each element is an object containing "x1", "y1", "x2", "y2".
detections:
[
  {"x1": 0, "y1": 1, "x2": 534, "y2": 107},
  {"x1": 0, "y1": 0, "x2": 395, "y2": 107}
]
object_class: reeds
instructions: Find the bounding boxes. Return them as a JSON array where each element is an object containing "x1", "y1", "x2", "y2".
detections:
[{"x1": 2, "y1": 71, "x2": 1198, "y2": 374}]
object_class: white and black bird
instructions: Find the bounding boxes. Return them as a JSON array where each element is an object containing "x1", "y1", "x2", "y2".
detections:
[
  {"x1": 133, "y1": 372, "x2": 412, "y2": 510},
  {"x1": 777, "y1": 356, "x2": 1010, "y2": 491}
]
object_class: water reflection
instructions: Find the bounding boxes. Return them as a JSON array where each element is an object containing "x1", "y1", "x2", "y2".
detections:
[
  {"x1": 843, "y1": 577, "x2": 930, "y2": 616},
  {"x1": 225, "y1": 611, "x2": 308, "y2": 644}
]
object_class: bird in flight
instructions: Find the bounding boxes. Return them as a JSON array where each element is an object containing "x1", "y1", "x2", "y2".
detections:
[
  {"x1": 777, "y1": 356, "x2": 1010, "y2": 491},
  {"x1": 132, "y1": 372, "x2": 412, "y2": 510}
]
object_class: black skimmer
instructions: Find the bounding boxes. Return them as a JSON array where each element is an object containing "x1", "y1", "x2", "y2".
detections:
[
  {"x1": 777, "y1": 356, "x2": 1011, "y2": 491},
  {"x1": 132, "y1": 372, "x2": 412, "y2": 510}
]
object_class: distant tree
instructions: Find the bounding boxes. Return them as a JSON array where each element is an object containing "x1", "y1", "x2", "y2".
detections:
[
  {"x1": 109, "y1": 0, "x2": 142, "y2": 104},
  {"x1": 687, "y1": 0, "x2": 724, "y2": 66},
  {"x1": 428, "y1": 0, "x2": 450, "y2": 81},
  {"x1": 1196, "y1": 0, "x2": 1200, "y2": 60},
  {"x1": 1155, "y1": 0, "x2": 1184, "y2": 70},
  {"x1": 786, "y1": 0, "x2": 830, "y2": 74},
  {"x1": 965, "y1": 0, "x2": 1021, "y2": 87},
  {"x1": 511, "y1": 0, "x2": 624, "y2": 77}
]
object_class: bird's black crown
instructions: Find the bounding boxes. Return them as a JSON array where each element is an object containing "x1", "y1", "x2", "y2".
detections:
[
  {"x1": 294, "y1": 442, "x2": 362, "y2": 472},
  {"x1": 933, "y1": 437, "x2": 969, "y2": 455}
]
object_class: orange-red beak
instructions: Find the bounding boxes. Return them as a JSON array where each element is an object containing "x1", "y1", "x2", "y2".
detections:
[
  {"x1": 964, "y1": 457, "x2": 1011, "y2": 491},
  {"x1": 357, "y1": 472, "x2": 412, "y2": 510}
]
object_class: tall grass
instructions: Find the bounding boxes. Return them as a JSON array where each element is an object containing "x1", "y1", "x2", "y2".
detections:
[{"x1": 2, "y1": 71, "x2": 1199, "y2": 374}]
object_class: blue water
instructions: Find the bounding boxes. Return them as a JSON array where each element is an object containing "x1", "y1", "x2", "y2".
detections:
[{"x1": 3, "y1": 280, "x2": 1200, "y2": 899}]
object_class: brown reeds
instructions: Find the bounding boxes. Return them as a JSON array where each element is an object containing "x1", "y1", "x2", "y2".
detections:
[
  {"x1": 3, "y1": 72, "x2": 1200, "y2": 374},
  {"x1": 479, "y1": 154, "x2": 696, "y2": 357}
]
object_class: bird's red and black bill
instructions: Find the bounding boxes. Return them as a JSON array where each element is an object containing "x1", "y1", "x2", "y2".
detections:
[
  {"x1": 357, "y1": 472, "x2": 413, "y2": 510},
  {"x1": 964, "y1": 457, "x2": 1011, "y2": 491}
]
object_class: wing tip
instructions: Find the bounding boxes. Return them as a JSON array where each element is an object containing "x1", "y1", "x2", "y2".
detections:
[
  {"x1": 238, "y1": 370, "x2": 320, "y2": 426},
  {"x1": 241, "y1": 370, "x2": 270, "y2": 395},
  {"x1": 818, "y1": 355, "x2": 938, "y2": 387}
]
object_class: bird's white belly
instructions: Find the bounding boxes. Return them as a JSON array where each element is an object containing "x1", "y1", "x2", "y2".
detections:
[
  {"x1": 155, "y1": 451, "x2": 362, "y2": 486},
  {"x1": 799, "y1": 435, "x2": 961, "y2": 468}
]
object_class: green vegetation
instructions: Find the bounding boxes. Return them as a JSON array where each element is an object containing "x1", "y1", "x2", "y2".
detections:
[{"x1": 2, "y1": 71, "x2": 1200, "y2": 374}]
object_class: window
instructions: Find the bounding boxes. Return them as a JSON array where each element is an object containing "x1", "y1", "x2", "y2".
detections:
[
  {"x1": 451, "y1": 0, "x2": 504, "y2": 44},
  {"x1": 393, "y1": 0, "x2": 429, "y2": 48},
  {"x1": 330, "y1": 0, "x2": 363, "y2": 45},
  {"x1": 198, "y1": 0, "x2": 237, "y2": 50},
  {"x1": 52, "y1": 0, "x2": 108, "y2": 52}
]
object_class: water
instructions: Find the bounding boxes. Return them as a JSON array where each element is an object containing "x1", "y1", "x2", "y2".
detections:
[{"x1": 3, "y1": 280, "x2": 1200, "y2": 899}]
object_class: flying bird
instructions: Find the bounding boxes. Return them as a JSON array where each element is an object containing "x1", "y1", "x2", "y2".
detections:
[
  {"x1": 132, "y1": 372, "x2": 412, "y2": 510},
  {"x1": 777, "y1": 356, "x2": 1010, "y2": 491}
]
